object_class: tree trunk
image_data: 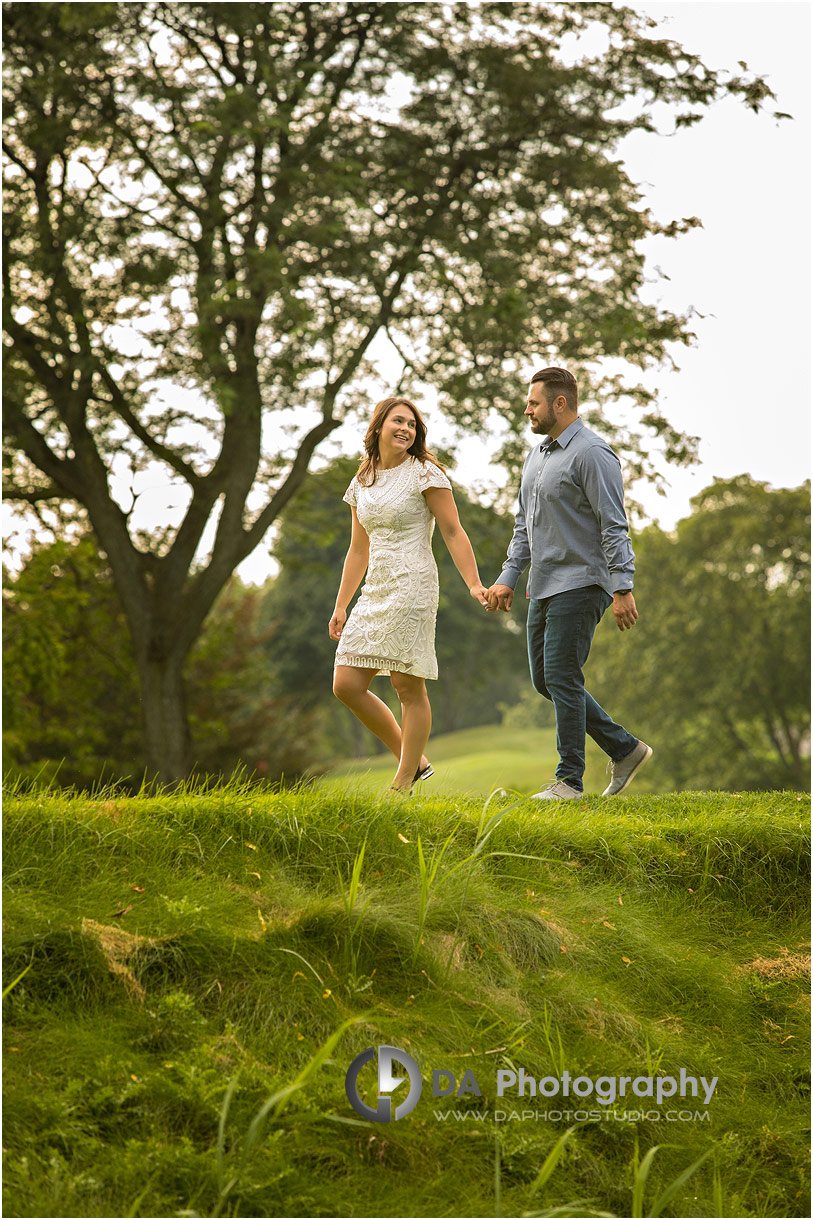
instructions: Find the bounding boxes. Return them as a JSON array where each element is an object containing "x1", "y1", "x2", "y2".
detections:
[{"x1": 138, "y1": 655, "x2": 192, "y2": 783}]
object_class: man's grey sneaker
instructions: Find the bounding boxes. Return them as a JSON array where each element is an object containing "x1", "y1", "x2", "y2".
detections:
[
  {"x1": 602, "y1": 741, "x2": 653, "y2": 796},
  {"x1": 530, "y1": 780, "x2": 582, "y2": 801}
]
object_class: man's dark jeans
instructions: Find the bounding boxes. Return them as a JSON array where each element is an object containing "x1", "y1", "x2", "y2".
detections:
[{"x1": 527, "y1": 584, "x2": 638, "y2": 791}]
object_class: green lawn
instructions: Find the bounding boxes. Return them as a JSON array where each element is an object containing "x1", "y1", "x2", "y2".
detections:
[
  {"x1": 3, "y1": 783, "x2": 809, "y2": 1218},
  {"x1": 320, "y1": 723, "x2": 633, "y2": 797}
]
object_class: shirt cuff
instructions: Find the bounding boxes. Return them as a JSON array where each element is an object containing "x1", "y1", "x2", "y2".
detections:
[
  {"x1": 612, "y1": 577, "x2": 635, "y2": 594},
  {"x1": 495, "y1": 565, "x2": 521, "y2": 590}
]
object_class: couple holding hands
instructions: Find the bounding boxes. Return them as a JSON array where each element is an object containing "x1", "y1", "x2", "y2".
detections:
[{"x1": 328, "y1": 366, "x2": 652, "y2": 799}]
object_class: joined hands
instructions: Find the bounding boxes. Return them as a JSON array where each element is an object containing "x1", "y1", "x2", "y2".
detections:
[{"x1": 483, "y1": 583, "x2": 514, "y2": 612}]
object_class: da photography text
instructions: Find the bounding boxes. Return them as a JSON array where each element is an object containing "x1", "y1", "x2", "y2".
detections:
[
  {"x1": 436, "y1": 1107, "x2": 712, "y2": 1124},
  {"x1": 344, "y1": 1045, "x2": 718, "y2": 1124}
]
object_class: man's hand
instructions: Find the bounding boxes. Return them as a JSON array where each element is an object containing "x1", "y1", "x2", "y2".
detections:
[
  {"x1": 612, "y1": 591, "x2": 638, "y2": 631},
  {"x1": 485, "y1": 583, "x2": 514, "y2": 612}
]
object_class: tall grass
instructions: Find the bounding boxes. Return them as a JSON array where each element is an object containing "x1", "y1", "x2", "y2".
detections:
[{"x1": 3, "y1": 782, "x2": 809, "y2": 1218}]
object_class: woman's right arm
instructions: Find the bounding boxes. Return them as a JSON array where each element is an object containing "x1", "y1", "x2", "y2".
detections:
[{"x1": 328, "y1": 508, "x2": 370, "y2": 640}]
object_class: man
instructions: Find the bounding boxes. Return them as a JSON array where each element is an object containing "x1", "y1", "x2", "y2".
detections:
[{"x1": 486, "y1": 367, "x2": 652, "y2": 800}]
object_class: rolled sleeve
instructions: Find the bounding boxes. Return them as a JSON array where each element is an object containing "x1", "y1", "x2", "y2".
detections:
[{"x1": 579, "y1": 446, "x2": 635, "y2": 593}]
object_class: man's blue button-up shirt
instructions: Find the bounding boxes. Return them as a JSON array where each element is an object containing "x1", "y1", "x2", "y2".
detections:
[{"x1": 496, "y1": 418, "x2": 635, "y2": 600}]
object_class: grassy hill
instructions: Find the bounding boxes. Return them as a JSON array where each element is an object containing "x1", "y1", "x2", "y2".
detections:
[
  {"x1": 2, "y1": 782, "x2": 809, "y2": 1218},
  {"x1": 319, "y1": 722, "x2": 645, "y2": 797}
]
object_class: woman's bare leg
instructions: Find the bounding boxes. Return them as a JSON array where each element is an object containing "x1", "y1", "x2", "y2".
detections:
[
  {"x1": 389, "y1": 671, "x2": 432, "y2": 790},
  {"x1": 333, "y1": 666, "x2": 429, "y2": 772}
]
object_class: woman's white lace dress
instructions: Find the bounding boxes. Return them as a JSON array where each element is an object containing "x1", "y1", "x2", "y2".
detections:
[{"x1": 335, "y1": 456, "x2": 452, "y2": 680}]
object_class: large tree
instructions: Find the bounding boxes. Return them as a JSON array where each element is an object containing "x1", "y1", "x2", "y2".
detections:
[
  {"x1": 2, "y1": 1, "x2": 779, "y2": 778},
  {"x1": 2, "y1": 533, "x2": 316, "y2": 788}
]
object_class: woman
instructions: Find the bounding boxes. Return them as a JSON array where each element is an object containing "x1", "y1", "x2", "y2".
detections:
[{"x1": 329, "y1": 396, "x2": 489, "y2": 791}]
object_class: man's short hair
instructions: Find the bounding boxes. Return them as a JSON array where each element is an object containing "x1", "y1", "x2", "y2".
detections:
[{"x1": 531, "y1": 367, "x2": 578, "y2": 411}]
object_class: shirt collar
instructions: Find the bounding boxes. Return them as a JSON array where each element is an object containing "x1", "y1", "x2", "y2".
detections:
[{"x1": 541, "y1": 417, "x2": 583, "y2": 452}]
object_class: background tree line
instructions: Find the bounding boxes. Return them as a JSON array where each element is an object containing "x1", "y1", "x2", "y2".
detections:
[
  {"x1": 586, "y1": 475, "x2": 810, "y2": 791},
  {"x1": 4, "y1": 467, "x2": 809, "y2": 792}
]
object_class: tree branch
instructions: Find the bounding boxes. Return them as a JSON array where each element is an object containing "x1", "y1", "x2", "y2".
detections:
[
  {"x1": 96, "y1": 368, "x2": 203, "y2": 487},
  {"x1": 2, "y1": 481, "x2": 65, "y2": 503},
  {"x1": 2, "y1": 399, "x2": 84, "y2": 501},
  {"x1": 3, "y1": 314, "x2": 68, "y2": 404},
  {"x1": 156, "y1": 5, "x2": 237, "y2": 90}
]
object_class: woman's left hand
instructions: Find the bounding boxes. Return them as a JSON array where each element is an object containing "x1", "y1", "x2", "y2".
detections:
[{"x1": 469, "y1": 583, "x2": 490, "y2": 608}]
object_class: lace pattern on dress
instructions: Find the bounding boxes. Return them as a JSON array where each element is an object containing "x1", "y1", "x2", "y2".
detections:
[
  {"x1": 334, "y1": 457, "x2": 448, "y2": 680},
  {"x1": 417, "y1": 462, "x2": 452, "y2": 492},
  {"x1": 342, "y1": 479, "x2": 358, "y2": 507},
  {"x1": 335, "y1": 654, "x2": 414, "y2": 674}
]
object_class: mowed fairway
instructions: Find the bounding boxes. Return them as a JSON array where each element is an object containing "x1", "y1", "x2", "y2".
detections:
[{"x1": 320, "y1": 723, "x2": 644, "y2": 797}]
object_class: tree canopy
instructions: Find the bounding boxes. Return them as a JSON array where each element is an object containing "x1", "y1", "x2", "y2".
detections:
[{"x1": 2, "y1": 1, "x2": 780, "y2": 777}]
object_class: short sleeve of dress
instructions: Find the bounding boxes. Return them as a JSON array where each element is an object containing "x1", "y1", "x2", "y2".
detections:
[
  {"x1": 417, "y1": 462, "x2": 452, "y2": 493},
  {"x1": 342, "y1": 478, "x2": 358, "y2": 507}
]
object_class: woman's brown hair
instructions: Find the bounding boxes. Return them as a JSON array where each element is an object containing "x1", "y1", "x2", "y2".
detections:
[{"x1": 356, "y1": 396, "x2": 445, "y2": 487}]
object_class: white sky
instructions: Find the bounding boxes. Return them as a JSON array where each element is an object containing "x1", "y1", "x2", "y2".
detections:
[
  {"x1": 590, "y1": 0, "x2": 811, "y2": 526},
  {"x1": 4, "y1": 2, "x2": 810, "y2": 585},
  {"x1": 453, "y1": 0, "x2": 812, "y2": 519}
]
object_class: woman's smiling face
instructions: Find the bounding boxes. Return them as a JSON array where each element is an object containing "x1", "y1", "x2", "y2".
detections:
[{"x1": 380, "y1": 404, "x2": 418, "y2": 453}]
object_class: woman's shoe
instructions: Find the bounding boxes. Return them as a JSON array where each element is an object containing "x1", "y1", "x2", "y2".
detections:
[{"x1": 413, "y1": 762, "x2": 434, "y2": 782}]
